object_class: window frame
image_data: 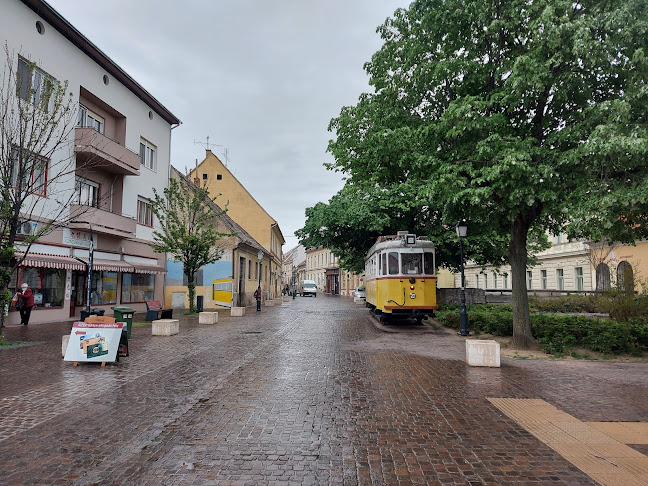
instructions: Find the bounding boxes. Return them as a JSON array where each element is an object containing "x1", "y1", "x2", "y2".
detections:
[
  {"x1": 575, "y1": 267, "x2": 584, "y2": 291},
  {"x1": 10, "y1": 145, "x2": 48, "y2": 196},
  {"x1": 75, "y1": 177, "x2": 100, "y2": 207},
  {"x1": 139, "y1": 138, "x2": 157, "y2": 171},
  {"x1": 17, "y1": 56, "x2": 57, "y2": 111},
  {"x1": 137, "y1": 198, "x2": 154, "y2": 227},
  {"x1": 556, "y1": 268, "x2": 565, "y2": 291}
]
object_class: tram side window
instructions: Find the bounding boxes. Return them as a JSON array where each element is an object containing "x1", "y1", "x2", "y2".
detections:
[
  {"x1": 402, "y1": 253, "x2": 422, "y2": 274},
  {"x1": 388, "y1": 252, "x2": 399, "y2": 275},
  {"x1": 381, "y1": 253, "x2": 387, "y2": 276},
  {"x1": 423, "y1": 253, "x2": 435, "y2": 275}
]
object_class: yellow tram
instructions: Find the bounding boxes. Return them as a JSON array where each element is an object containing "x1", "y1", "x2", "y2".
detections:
[{"x1": 364, "y1": 231, "x2": 437, "y2": 322}]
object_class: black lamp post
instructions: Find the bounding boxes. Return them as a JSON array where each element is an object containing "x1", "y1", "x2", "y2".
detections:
[
  {"x1": 456, "y1": 219, "x2": 469, "y2": 336},
  {"x1": 257, "y1": 250, "x2": 263, "y2": 311}
]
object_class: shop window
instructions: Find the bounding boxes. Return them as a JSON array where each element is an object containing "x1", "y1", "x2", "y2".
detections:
[
  {"x1": 13, "y1": 267, "x2": 65, "y2": 308},
  {"x1": 121, "y1": 273, "x2": 155, "y2": 303},
  {"x1": 88, "y1": 271, "x2": 118, "y2": 304}
]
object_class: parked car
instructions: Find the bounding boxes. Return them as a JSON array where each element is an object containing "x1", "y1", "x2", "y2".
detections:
[
  {"x1": 300, "y1": 280, "x2": 317, "y2": 297},
  {"x1": 354, "y1": 286, "x2": 366, "y2": 299}
]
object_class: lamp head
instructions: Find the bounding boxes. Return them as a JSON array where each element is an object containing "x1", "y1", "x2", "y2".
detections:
[
  {"x1": 257, "y1": 250, "x2": 263, "y2": 261},
  {"x1": 455, "y1": 219, "x2": 468, "y2": 238}
]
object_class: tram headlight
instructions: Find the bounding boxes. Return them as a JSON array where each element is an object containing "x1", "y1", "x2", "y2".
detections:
[{"x1": 410, "y1": 285, "x2": 415, "y2": 290}]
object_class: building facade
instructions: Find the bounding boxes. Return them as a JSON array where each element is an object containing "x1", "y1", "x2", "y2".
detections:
[
  {"x1": 189, "y1": 151, "x2": 285, "y2": 299},
  {"x1": 459, "y1": 234, "x2": 648, "y2": 294},
  {"x1": 4, "y1": 0, "x2": 179, "y2": 324}
]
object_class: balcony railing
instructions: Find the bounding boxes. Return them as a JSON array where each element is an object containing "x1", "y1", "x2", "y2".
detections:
[
  {"x1": 69, "y1": 204, "x2": 137, "y2": 237},
  {"x1": 74, "y1": 127, "x2": 140, "y2": 175}
]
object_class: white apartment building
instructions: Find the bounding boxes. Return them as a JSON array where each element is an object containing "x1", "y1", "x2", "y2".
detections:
[{"x1": 3, "y1": 0, "x2": 180, "y2": 324}]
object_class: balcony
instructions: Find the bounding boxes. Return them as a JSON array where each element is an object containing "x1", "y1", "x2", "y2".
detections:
[
  {"x1": 69, "y1": 204, "x2": 137, "y2": 238},
  {"x1": 74, "y1": 127, "x2": 140, "y2": 175}
]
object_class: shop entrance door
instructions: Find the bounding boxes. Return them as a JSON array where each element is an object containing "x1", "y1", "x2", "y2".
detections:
[{"x1": 70, "y1": 271, "x2": 86, "y2": 317}]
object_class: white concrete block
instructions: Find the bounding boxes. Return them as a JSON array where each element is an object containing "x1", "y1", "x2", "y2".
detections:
[
  {"x1": 265, "y1": 300, "x2": 275, "y2": 307},
  {"x1": 231, "y1": 307, "x2": 246, "y2": 317},
  {"x1": 152, "y1": 319, "x2": 179, "y2": 336},
  {"x1": 274, "y1": 298, "x2": 282, "y2": 305},
  {"x1": 198, "y1": 312, "x2": 218, "y2": 325},
  {"x1": 466, "y1": 339, "x2": 500, "y2": 367},
  {"x1": 62, "y1": 334, "x2": 70, "y2": 357},
  {"x1": 282, "y1": 296, "x2": 290, "y2": 302}
]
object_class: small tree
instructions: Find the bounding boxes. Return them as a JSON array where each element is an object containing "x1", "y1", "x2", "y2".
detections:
[
  {"x1": 148, "y1": 175, "x2": 230, "y2": 313},
  {"x1": 0, "y1": 44, "x2": 97, "y2": 326}
]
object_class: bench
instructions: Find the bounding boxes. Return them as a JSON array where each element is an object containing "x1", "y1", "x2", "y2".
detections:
[{"x1": 145, "y1": 300, "x2": 173, "y2": 321}]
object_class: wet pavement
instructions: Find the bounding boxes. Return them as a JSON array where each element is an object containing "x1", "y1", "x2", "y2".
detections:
[{"x1": 0, "y1": 295, "x2": 646, "y2": 485}]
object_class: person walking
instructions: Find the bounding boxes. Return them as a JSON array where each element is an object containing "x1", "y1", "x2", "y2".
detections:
[{"x1": 16, "y1": 283, "x2": 34, "y2": 326}]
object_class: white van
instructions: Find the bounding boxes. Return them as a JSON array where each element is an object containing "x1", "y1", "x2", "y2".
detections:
[{"x1": 299, "y1": 280, "x2": 317, "y2": 297}]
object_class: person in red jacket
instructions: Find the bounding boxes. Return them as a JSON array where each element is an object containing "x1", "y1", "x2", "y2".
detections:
[{"x1": 17, "y1": 283, "x2": 34, "y2": 326}]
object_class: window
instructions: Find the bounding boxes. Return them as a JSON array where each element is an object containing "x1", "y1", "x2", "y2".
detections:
[
  {"x1": 475, "y1": 275, "x2": 479, "y2": 288},
  {"x1": 77, "y1": 104, "x2": 105, "y2": 133},
  {"x1": 423, "y1": 253, "x2": 435, "y2": 275},
  {"x1": 575, "y1": 267, "x2": 584, "y2": 291},
  {"x1": 217, "y1": 174, "x2": 222, "y2": 180},
  {"x1": 255, "y1": 262, "x2": 258, "y2": 281},
  {"x1": 556, "y1": 269, "x2": 564, "y2": 291},
  {"x1": 527, "y1": 271, "x2": 533, "y2": 289},
  {"x1": 248, "y1": 260, "x2": 252, "y2": 280},
  {"x1": 75, "y1": 177, "x2": 99, "y2": 207},
  {"x1": 401, "y1": 253, "x2": 422, "y2": 274},
  {"x1": 122, "y1": 273, "x2": 155, "y2": 302},
  {"x1": 10, "y1": 146, "x2": 48, "y2": 195},
  {"x1": 139, "y1": 138, "x2": 157, "y2": 170},
  {"x1": 388, "y1": 252, "x2": 399, "y2": 275},
  {"x1": 90, "y1": 271, "x2": 118, "y2": 304},
  {"x1": 137, "y1": 198, "x2": 153, "y2": 226},
  {"x1": 617, "y1": 261, "x2": 634, "y2": 293},
  {"x1": 541, "y1": 270, "x2": 548, "y2": 290},
  {"x1": 484, "y1": 274, "x2": 488, "y2": 289},
  {"x1": 555, "y1": 233, "x2": 564, "y2": 244},
  {"x1": 17, "y1": 57, "x2": 56, "y2": 110},
  {"x1": 493, "y1": 272, "x2": 497, "y2": 289},
  {"x1": 503, "y1": 274, "x2": 508, "y2": 288},
  {"x1": 12, "y1": 267, "x2": 65, "y2": 308}
]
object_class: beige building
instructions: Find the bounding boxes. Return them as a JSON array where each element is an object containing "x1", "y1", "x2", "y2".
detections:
[
  {"x1": 189, "y1": 150, "x2": 285, "y2": 298},
  {"x1": 304, "y1": 247, "x2": 364, "y2": 296},
  {"x1": 459, "y1": 234, "x2": 647, "y2": 293}
]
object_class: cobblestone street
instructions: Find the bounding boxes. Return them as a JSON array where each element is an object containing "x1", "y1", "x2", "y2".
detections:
[{"x1": 0, "y1": 295, "x2": 647, "y2": 485}]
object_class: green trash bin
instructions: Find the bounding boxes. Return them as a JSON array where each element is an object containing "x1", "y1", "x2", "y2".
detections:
[{"x1": 111, "y1": 306, "x2": 135, "y2": 338}]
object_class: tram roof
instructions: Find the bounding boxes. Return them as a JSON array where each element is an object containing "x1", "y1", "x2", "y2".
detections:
[{"x1": 366, "y1": 234, "x2": 435, "y2": 258}]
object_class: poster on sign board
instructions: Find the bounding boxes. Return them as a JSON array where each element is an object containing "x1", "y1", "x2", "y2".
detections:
[{"x1": 64, "y1": 322, "x2": 123, "y2": 363}]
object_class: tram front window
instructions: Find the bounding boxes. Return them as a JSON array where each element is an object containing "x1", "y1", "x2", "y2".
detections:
[
  {"x1": 423, "y1": 252, "x2": 435, "y2": 275},
  {"x1": 402, "y1": 253, "x2": 422, "y2": 274},
  {"x1": 388, "y1": 252, "x2": 399, "y2": 275}
]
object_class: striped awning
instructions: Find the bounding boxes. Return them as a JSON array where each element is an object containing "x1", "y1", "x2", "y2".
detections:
[
  {"x1": 15, "y1": 252, "x2": 86, "y2": 271},
  {"x1": 76, "y1": 257, "x2": 134, "y2": 272},
  {"x1": 128, "y1": 262, "x2": 167, "y2": 274}
]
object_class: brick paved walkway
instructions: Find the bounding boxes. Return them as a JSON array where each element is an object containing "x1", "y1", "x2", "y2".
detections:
[{"x1": 0, "y1": 296, "x2": 646, "y2": 485}]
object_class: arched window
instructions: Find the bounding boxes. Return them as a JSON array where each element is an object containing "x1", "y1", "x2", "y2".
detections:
[
  {"x1": 617, "y1": 261, "x2": 634, "y2": 294},
  {"x1": 596, "y1": 263, "x2": 611, "y2": 291}
]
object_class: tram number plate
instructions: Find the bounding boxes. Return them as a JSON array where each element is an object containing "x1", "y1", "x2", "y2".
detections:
[{"x1": 409, "y1": 293, "x2": 416, "y2": 299}]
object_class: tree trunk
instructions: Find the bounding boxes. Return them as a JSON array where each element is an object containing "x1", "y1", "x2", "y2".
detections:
[
  {"x1": 187, "y1": 279, "x2": 196, "y2": 314},
  {"x1": 509, "y1": 217, "x2": 537, "y2": 349}
]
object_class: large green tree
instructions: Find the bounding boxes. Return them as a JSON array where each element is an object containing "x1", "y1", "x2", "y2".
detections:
[
  {"x1": 148, "y1": 174, "x2": 230, "y2": 313},
  {"x1": 304, "y1": 0, "x2": 648, "y2": 348}
]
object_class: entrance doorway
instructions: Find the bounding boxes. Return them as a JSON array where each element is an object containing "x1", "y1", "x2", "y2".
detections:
[
  {"x1": 70, "y1": 270, "x2": 87, "y2": 317},
  {"x1": 238, "y1": 256, "x2": 246, "y2": 306}
]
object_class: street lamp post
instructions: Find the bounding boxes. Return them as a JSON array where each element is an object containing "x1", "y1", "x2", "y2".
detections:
[
  {"x1": 456, "y1": 219, "x2": 469, "y2": 336},
  {"x1": 257, "y1": 250, "x2": 263, "y2": 311}
]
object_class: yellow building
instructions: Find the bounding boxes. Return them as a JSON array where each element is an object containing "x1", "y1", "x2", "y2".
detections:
[
  {"x1": 189, "y1": 150, "x2": 285, "y2": 298},
  {"x1": 163, "y1": 167, "x2": 270, "y2": 309}
]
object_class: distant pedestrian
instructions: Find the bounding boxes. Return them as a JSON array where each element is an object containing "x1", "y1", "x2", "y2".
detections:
[{"x1": 16, "y1": 283, "x2": 34, "y2": 326}]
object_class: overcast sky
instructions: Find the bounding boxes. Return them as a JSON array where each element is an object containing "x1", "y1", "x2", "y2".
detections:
[{"x1": 47, "y1": 0, "x2": 411, "y2": 249}]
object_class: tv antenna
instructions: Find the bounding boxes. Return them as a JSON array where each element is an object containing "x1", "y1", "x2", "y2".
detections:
[{"x1": 194, "y1": 136, "x2": 222, "y2": 152}]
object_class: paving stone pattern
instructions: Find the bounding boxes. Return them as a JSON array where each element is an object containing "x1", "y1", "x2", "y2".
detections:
[{"x1": 0, "y1": 296, "x2": 646, "y2": 485}]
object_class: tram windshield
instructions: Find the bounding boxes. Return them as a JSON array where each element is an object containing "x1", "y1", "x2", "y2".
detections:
[{"x1": 402, "y1": 253, "x2": 422, "y2": 274}]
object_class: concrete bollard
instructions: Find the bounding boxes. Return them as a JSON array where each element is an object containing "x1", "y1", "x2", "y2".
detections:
[
  {"x1": 282, "y1": 296, "x2": 290, "y2": 302},
  {"x1": 265, "y1": 300, "x2": 275, "y2": 307},
  {"x1": 274, "y1": 298, "x2": 282, "y2": 305},
  {"x1": 198, "y1": 311, "x2": 218, "y2": 325},
  {"x1": 465, "y1": 339, "x2": 500, "y2": 367},
  {"x1": 152, "y1": 319, "x2": 179, "y2": 336},
  {"x1": 230, "y1": 307, "x2": 245, "y2": 317}
]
